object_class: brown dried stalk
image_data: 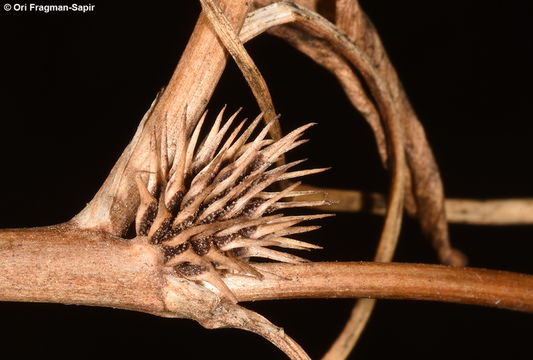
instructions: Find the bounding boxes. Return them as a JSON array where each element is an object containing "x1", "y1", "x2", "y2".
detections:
[
  {"x1": 297, "y1": 184, "x2": 533, "y2": 225},
  {"x1": 2, "y1": 229, "x2": 533, "y2": 313},
  {"x1": 2, "y1": 1, "x2": 533, "y2": 359}
]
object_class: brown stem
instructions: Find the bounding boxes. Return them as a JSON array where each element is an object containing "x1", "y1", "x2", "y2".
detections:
[
  {"x1": 230, "y1": 262, "x2": 533, "y2": 312},
  {"x1": 0, "y1": 225, "x2": 166, "y2": 314},
  {"x1": 1, "y1": 227, "x2": 532, "y2": 314},
  {"x1": 297, "y1": 184, "x2": 533, "y2": 226}
]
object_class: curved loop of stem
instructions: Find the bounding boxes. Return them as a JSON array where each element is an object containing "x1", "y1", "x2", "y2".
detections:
[{"x1": 241, "y1": 3, "x2": 406, "y2": 358}]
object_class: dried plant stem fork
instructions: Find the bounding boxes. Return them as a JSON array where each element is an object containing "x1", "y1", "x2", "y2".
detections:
[{"x1": 1, "y1": 1, "x2": 533, "y2": 360}]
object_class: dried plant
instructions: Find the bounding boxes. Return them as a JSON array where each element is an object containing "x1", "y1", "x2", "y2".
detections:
[
  {"x1": 1, "y1": 1, "x2": 533, "y2": 359},
  {"x1": 134, "y1": 108, "x2": 330, "y2": 303}
]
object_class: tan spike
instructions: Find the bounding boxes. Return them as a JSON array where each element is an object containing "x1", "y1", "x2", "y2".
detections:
[
  {"x1": 255, "y1": 189, "x2": 326, "y2": 199},
  {"x1": 216, "y1": 117, "x2": 246, "y2": 159},
  {"x1": 134, "y1": 174, "x2": 158, "y2": 235},
  {"x1": 192, "y1": 105, "x2": 227, "y2": 169},
  {"x1": 196, "y1": 164, "x2": 266, "y2": 223},
  {"x1": 203, "y1": 145, "x2": 263, "y2": 205},
  {"x1": 250, "y1": 181, "x2": 301, "y2": 218},
  {"x1": 265, "y1": 236, "x2": 322, "y2": 250},
  {"x1": 248, "y1": 214, "x2": 332, "y2": 239},
  {"x1": 164, "y1": 170, "x2": 185, "y2": 210},
  {"x1": 269, "y1": 225, "x2": 322, "y2": 238},
  {"x1": 215, "y1": 214, "x2": 283, "y2": 237},
  {"x1": 147, "y1": 128, "x2": 161, "y2": 195},
  {"x1": 202, "y1": 119, "x2": 278, "y2": 204},
  {"x1": 243, "y1": 246, "x2": 308, "y2": 264},
  {"x1": 190, "y1": 114, "x2": 242, "y2": 189},
  {"x1": 181, "y1": 147, "x2": 229, "y2": 208},
  {"x1": 171, "y1": 185, "x2": 210, "y2": 227},
  {"x1": 235, "y1": 139, "x2": 273, "y2": 158},
  {"x1": 249, "y1": 219, "x2": 309, "y2": 239},
  {"x1": 260, "y1": 123, "x2": 316, "y2": 163},
  {"x1": 269, "y1": 199, "x2": 333, "y2": 211},
  {"x1": 165, "y1": 111, "x2": 189, "y2": 205},
  {"x1": 160, "y1": 121, "x2": 169, "y2": 181},
  {"x1": 278, "y1": 167, "x2": 331, "y2": 181},
  {"x1": 164, "y1": 216, "x2": 252, "y2": 246},
  {"x1": 165, "y1": 246, "x2": 207, "y2": 267},
  {"x1": 211, "y1": 108, "x2": 243, "y2": 154},
  {"x1": 283, "y1": 138, "x2": 310, "y2": 154},
  {"x1": 169, "y1": 249, "x2": 237, "y2": 303},
  {"x1": 264, "y1": 136, "x2": 307, "y2": 165},
  {"x1": 193, "y1": 267, "x2": 238, "y2": 304},
  {"x1": 194, "y1": 107, "x2": 240, "y2": 169},
  {"x1": 217, "y1": 238, "x2": 280, "y2": 251},
  {"x1": 267, "y1": 213, "x2": 334, "y2": 224},
  {"x1": 230, "y1": 116, "x2": 276, "y2": 168},
  {"x1": 222, "y1": 112, "x2": 265, "y2": 161},
  {"x1": 147, "y1": 197, "x2": 172, "y2": 240},
  {"x1": 184, "y1": 110, "x2": 207, "y2": 175},
  {"x1": 205, "y1": 249, "x2": 263, "y2": 279},
  {"x1": 221, "y1": 160, "x2": 305, "y2": 220},
  {"x1": 135, "y1": 173, "x2": 157, "y2": 205}
]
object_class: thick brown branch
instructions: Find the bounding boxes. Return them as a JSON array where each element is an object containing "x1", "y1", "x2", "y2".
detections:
[
  {"x1": 1, "y1": 228, "x2": 532, "y2": 314},
  {"x1": 0, "y1": 225, "x2": 165, "y2": 314}
]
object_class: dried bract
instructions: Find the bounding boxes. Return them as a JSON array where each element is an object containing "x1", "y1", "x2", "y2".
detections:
[{"x1": 135, "y1": 108, "x2": 331, "y2": 302}]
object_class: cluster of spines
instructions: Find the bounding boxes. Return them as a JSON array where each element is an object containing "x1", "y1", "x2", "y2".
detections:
[{"x1": 135, "y1": 108, "x2": 331, "y2": 302}]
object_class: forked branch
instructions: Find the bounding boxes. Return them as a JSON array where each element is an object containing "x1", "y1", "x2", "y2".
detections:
[{"x1": 1, "y1": 1, "x2": 532, "y2": 359}]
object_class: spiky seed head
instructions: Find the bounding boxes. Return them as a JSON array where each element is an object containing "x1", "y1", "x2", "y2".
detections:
[{"x1": 135, "y1": 108, "x2": 331, "y2": 302}]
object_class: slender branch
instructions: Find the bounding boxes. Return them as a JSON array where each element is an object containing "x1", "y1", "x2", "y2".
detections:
[
  {"x1": 200, "y1": 0, "x2": 282, "y2": 140},
  {"x1": 297, "y1": 184, "x2": 533, "y2": 225},
  {"x1": 229, "y1": 262, "x2": 533, "y2": 312}
]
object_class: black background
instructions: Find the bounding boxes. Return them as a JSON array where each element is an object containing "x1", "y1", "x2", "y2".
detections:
[{"x1": 1, "y1": 1, "x2": 533, "y2": 359}]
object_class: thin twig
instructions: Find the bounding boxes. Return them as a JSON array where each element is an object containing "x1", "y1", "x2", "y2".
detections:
[
  {"x1": 200, "y1": 0, "x2": 282, "y2": 141},
  {"x1": 297, "y1": 184, "x2": 533, "y2": 225}
]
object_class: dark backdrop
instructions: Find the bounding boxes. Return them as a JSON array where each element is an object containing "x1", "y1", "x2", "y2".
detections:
[{"x1": 1, "y1": 1, "x2": 532, "y2": 359}]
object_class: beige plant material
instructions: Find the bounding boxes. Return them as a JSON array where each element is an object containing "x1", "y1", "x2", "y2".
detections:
[
  {"x1": 246, "y1": 1, "x2": 467, "y2": 357},
  {"x1": 1, "y1": 1, "x2": 533, "y2": 359},
  {"x1": 3, "y1": 231, "x2": 533, "y2": 312},
  {"x1": 253, "y1": 0, "x2": 464, "y2": 268},
  {"x1": 72, "y1": 0, "x2": 253, "y2": 236},
  {"x1": 297, "y1": 184, "x2": 533, "y2": 225},
  {"x1": 199, "y1": 0, "x2": 282, "y2": 141}
]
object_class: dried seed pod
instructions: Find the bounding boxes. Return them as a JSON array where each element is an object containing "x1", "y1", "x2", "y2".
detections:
[{"x1": 134, "y1": 108, "x2": 330, "y2": 301}]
